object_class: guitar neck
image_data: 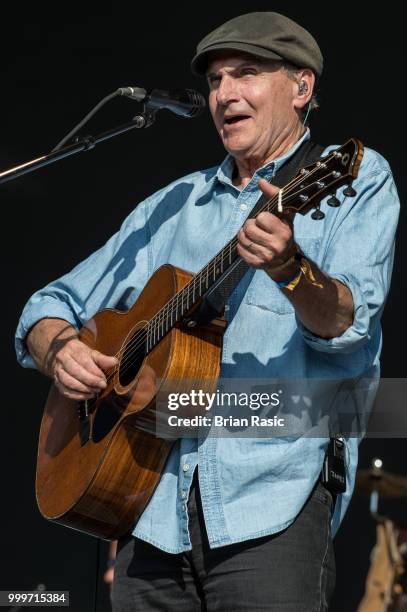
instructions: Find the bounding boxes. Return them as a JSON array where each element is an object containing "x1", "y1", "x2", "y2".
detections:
[
  {"x1": 145, "y1": 138, "x2": 363, "y2": 352},
  {"x1": 145, "y1": 190, "x2": 280, "y2": 351}
]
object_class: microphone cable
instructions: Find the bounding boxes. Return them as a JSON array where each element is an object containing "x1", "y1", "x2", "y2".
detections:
[
  {"x1": 52, "y1": 91, "x2": 120, "y2": 152},
  {"x1": 52, "y1": 86, "x2": 205, "y2": 152}
]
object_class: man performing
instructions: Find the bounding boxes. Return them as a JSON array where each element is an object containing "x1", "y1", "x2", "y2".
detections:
[{"x1": 15, "y1": 12, "x2": 399, "y2": 611}]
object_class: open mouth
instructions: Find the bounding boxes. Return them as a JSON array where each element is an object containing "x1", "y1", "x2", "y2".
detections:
[{"x1": 223, "y1": 115, "x2": 251, "y2": 126}]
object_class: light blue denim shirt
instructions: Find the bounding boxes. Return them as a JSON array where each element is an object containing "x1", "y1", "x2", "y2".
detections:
[{"x1": 15, "y1": 130, "x2": 399, "y2": 552}]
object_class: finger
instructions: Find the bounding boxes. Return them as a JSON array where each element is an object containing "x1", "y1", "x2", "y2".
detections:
[
  {"x1": 70, "y1": 344, "x2": 111, "y2": 379},
  {"x1": 258, "y1": 180, "x2": 296, "y2": 220},
  {"x1": 239, "y1": 223, "x2": 288, "y2": 254},
  {"x1": 238, "y1": 227, "x2": 254, "y2": 249},
  {"x1": 238, "y1": 228, "x2": 293, "y2": 267},
  {"x1": 240, "y1": 221, "x2": 275, "y2": 247},
  {"x1": 54, "y1": 378, "x2": 96, "y2": 401},
  {"x1": 62, "y1": 353, "x2": 108, "y2": 389},
  {"x1": 56, "y1": 385, "x2": 95, "y2": 402},
  {"x1": 255, "y1": 211, "x2": 293, "y2": 237},
  {"x1": 56, "y1": 365, "x2": 102, "y2": 394},
  {"x1": 258, "y1": 178, "x2": 280, "y2": 199},
  {"x1": 236, "y1": 241, "x2": 267, "y2": 267},
  {"x1": 92, "y1": 350, "x2": 119, "y2": 371}
]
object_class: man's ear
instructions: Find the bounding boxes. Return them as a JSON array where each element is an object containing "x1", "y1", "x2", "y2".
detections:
[{"x1": 293, "y1": 69, "x2": 315, "y2": 110}]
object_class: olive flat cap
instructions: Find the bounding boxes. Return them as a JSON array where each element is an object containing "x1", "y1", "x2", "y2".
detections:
[{"x1": 191, "y1": 12, "x2": 323, "y2": 77}]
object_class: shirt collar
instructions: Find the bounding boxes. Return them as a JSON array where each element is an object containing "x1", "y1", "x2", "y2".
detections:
[{"x1": 216, "y1": 128, "x2": 311, "y2": 189}]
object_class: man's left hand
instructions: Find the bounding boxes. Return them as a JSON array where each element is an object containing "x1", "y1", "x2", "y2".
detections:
[{"x1": 237, "y1": 179, "x2": 296, "y2": 270}]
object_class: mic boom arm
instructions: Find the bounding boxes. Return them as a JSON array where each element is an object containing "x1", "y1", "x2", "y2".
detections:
[{"x1": 0, "y1": 85, "x2": 206, "y2": 185}]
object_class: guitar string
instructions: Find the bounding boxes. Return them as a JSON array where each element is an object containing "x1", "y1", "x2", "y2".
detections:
[
  {"x1": 137, "y1": 155, "x2": 341, "y2": 343},
  {"x1": 104, "y1": 179, "x2": 311, "y2": 383},
  {"x1": 103, "y1": 162, "x2": 340, "y2": 388},
  {"x1": 93, "y1": 155, "x2": 341, "y2": 392},
  {"x1": 104, "y1": 161, "x2": 339, "y2": 387}
]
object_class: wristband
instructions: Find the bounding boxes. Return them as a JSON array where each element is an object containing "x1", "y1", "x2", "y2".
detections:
[
  {"x1": 274, "y1": 252, "x2": 324, "y2": 292},
  {"x1": 275, "y1": 268, "x2": 303, "y2": 289}
]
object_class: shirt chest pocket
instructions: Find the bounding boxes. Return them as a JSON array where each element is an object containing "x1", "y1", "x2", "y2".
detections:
[{"x1": 245, "y1": 237, "x2": 321, "y2": 315}]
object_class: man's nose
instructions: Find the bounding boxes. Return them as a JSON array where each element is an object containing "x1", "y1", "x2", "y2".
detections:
[{"x1": 216, "y1": 76, "x2": 240, "y2": 106}]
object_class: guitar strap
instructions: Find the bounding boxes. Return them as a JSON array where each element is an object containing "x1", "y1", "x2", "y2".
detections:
[{"x1": 193, "y1": 139, "x2": 325, "y2": 324}]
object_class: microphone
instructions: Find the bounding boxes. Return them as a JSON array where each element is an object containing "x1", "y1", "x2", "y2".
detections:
[{"x1": 117, "y1": 87, "x2": 206, "y2": 118}]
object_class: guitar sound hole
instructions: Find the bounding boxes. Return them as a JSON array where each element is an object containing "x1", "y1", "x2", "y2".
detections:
[{"x1": 118, "y1": 329, "x2": 147, "y2": 387}]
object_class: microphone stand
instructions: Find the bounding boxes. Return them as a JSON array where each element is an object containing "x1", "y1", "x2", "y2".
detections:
[{"x1": 0, "y1": 108, "x2": 156, "y2": 186}]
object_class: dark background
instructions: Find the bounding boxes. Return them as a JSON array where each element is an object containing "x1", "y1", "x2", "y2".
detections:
[{"x1": 1, "y1": 2, "x2": 405, "y2": 611}]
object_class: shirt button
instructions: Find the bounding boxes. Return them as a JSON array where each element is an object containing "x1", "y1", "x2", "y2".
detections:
[
  {"x1": 183, "y1": 464, "x2": 190, "y2": 472},
  {"x1": 240, "y1": 203, "x2": 247, "y2": 211},
  {"x1": 181, "y1": 491, "x2": 187, "y2": 499}
]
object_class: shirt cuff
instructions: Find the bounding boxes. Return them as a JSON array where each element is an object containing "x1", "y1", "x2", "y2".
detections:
[
  {"x1": 296, "y1": 272, "x2": 371, "y2": 353},
  {"x1": 15, "y1": 298, "x2": 80, "y2": 369}
]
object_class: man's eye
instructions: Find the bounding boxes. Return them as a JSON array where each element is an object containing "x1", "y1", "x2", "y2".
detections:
[
  {"x1": 241, "y1": 68, "x2": 257, "y2": 76},
  {"x1": 208, "y1": 76, "x2": 221, "y2": 86}
]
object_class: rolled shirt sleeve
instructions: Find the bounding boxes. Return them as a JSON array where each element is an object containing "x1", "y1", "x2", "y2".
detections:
[{"x1": 297, "y1": 149, "x2": 400, "y2": 353}]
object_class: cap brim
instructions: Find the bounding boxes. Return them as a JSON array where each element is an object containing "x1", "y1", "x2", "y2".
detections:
[{"x1": 191, "y1": 42, "x2": 284, "y2": 75}]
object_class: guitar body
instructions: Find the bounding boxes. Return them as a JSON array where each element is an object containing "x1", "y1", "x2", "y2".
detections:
[{"x1": 36, "y1": 264, "x2": 225, "y2": 540}]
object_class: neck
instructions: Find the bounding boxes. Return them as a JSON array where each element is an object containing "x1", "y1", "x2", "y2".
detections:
[{"x1": 233, "y1": 123, "x2": 306, "y2": 190}]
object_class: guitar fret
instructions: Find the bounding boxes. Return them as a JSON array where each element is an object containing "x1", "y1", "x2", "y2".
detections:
[
  {"x1": 183, "y1": 291, "x2": 187, "y2": 314},
  {"x1": 164, "y1": 303, "x2": 169, "y2": 334},
  {"x1": 157, "y1": 311, "x2": 162, "y2": 342},
  {"x1": 160, "y1": 306, "x2": 165, "y2": 339},
  {"x1": 136, "y1": 144, "x2": 357, "y2": 359}
]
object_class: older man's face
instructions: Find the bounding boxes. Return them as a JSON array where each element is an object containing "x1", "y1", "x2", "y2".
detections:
[{"x1": 207, "y1": 52, "x2": 303, "y2": 162}]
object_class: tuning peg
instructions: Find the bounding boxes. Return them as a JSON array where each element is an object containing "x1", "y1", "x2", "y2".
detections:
[
  {"x1": 311, "y1": 206, "x2": 325, "y2": 220},
  {"x1": 327, "y1": 195, "x2": 341, "y2": 207},
  {"x1": 343, "y1": 184, "x2": 357, "y2": 197}
]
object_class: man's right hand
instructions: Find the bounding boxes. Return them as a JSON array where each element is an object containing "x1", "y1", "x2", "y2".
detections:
[
  {"x1": 26, "y1": 318, "x2": 118, "y2": 401},
  {"x1": 52, "y1": 337, "x2": 118, "y2": 400}
]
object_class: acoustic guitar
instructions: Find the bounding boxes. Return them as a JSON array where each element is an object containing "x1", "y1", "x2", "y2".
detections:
[{"x1": 36, "y1": 139, "x2": 363, "y2": 539}]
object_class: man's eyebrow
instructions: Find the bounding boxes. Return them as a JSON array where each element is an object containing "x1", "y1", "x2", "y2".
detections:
[{"x1": 206, "y1": 61, "x2": 261, "y2": 79}]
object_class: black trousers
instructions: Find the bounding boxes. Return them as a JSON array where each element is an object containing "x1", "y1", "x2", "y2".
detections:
[{"x1": 111, "y1": 471, "x2": 335, "y2": 611}]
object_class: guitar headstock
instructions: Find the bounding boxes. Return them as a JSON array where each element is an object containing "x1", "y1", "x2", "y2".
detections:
[{"x1": 284, "y1": 138, "x2": 364, "y2": 219}]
